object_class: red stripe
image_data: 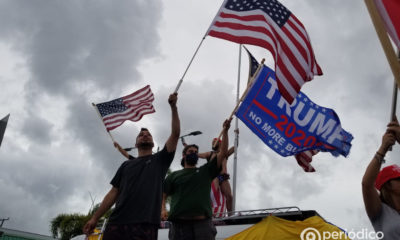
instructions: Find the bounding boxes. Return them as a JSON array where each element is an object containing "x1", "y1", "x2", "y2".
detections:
[
  {"x1": 122, "y1": 85, "x2": 151, "y2": 100},
  {"x1": 105, "y1": 109, "x2": 155, "y2": 131},
  {"x1": 208, "y1": 30, "x2": 277, "y2": 59},
  {"x1": 252, "y1": 99, "x2": 278, "y2": 120},
  {"x1": 219, "y1": 11, "x2": 267, "y2": 22},
  {"x1": 123, "y1": 89, "x2": 154, "y2": 106}
]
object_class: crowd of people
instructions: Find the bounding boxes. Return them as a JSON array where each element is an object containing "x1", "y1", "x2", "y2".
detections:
[{"x1": 82, "y1": 92, "x2": 400, "y2": 240}]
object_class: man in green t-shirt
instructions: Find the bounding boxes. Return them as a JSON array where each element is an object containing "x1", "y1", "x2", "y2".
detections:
[{"x1": 162, "y1": 119, "x2": 232, "y2": 240}]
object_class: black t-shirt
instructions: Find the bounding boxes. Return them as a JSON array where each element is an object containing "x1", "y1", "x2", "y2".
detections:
[{"x1": 108, "y1": 146, "x2": 175, "y2": 225}]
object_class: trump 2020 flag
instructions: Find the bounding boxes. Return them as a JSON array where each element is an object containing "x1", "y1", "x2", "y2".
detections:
[
  {"x1": 95, "y1": 85, "x2": 155, "y2": 131},
  {"x1": 235, "y1": 65, "x2": 353, "y2": 158},
  {"x1": 207, "y1": 0, "x2": 323, "y2": 104}
]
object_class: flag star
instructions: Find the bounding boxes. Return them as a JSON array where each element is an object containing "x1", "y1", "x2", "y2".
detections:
[
  {"x1": 322, "y1": 108, "x2": 326, "y2": 112},
  {"x1": 310, "y1": 102, "x2": 314, "y2": 106},
  {"x1": 274, "y1": 145, "x2": 278, "y2": 149},
  {"x1": 269, "y1": 140, "x2": 273, "y2": 144},
  {"x1": 315, "y1": 105, "x2": 319, "y2": 109},
  {"x1": 303, "y1": 98, "x2": 308, "y2": 102}
]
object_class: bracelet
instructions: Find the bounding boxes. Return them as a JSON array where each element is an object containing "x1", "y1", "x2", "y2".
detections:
[{"x1": 374, "y1": 152, "x2": 386, "y2": 164}]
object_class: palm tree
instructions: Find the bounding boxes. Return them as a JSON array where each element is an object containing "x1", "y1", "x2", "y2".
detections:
[
  {"x1": 50, "y1": 213, "x2": 89, "y2": 240},
  {"x1": 50, "y1": 203, "x2": 113, "y2": 240}
]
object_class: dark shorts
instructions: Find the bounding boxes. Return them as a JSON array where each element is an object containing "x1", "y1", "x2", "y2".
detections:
[
  {"x1": 169, "y1": 219, "x2": 217, "y2": 240},
  {"x1": 102, "y1": 223, "x2": 158, "y2": 240}
]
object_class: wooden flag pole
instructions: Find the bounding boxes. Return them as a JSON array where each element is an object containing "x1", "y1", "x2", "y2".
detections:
[
  {"x1": 92, "y1": 103, "x2": 115, "y2": 143},
  {"x1": 390, "y1": 52, "x2": 400, "y2": 122},
  {"x1": 364, "y1": 0, "x2": 400, "y2": 87}
]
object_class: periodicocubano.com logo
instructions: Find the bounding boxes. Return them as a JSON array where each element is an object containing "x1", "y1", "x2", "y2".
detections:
[{"x1": 300, "y1": 227, "x2": 384, "y2": 240}]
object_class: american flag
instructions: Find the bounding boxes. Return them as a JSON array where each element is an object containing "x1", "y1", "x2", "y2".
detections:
[
  {"x1": 210, "y1": 181, "x2": 226, "y2": 218},
  {"x1": 207, "y1": 0, "x2": 323, "y2": 104},
  {"x1": 95, "y1": 85, "x2": 155, "y2": 131},
  {"x1": 374, "y1": 0, "x2": 400, "y2": 50},
  {"x1": 295, "y1": 150, "x2": 319, "y2": 172}
]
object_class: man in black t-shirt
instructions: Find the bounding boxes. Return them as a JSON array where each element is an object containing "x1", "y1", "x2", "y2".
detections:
[{"x1": 83, "y1": 93, "x2": 180, "y2": 240}]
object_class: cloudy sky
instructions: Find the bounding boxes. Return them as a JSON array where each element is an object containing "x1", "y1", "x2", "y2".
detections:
[{"x1": 0, "y1": 0, "x2": 399, "y2": 238}]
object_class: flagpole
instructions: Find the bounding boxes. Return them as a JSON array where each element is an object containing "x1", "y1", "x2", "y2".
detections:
[
  {"x1": 232, "y1": 44, "x2": 242, "y2": 212},
  {"x1": 364, "y1": 0, "x2": 400, "y2": 87},
  {"x1": 92, "y1": 103, "x2": 115, "y2": 143},
  {"x1": 390, "y1": 51, "x2": 400, "y2": 122},
  {"x1": 214, "y1": 59, "x2": 265, "y2": 142},
  {"x1": 174, "y1": 37, "x2": 206, "y2": 93}
]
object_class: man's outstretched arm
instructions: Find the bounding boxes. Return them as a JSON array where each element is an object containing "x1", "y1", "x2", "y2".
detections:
[{"x1": 165, "y1": 93, "x2": 180, "y2": 153}]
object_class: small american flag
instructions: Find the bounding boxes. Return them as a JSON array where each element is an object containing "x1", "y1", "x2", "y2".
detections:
[
  {"x1": 210, "y1": 181, "x2": 226, "y2": 218},
  {"x1": 207, "y1": 0, "x2": 322, "y2": 104},
  {"x1": 95, "y1": 85, "x2": 155, "y2": 131}
]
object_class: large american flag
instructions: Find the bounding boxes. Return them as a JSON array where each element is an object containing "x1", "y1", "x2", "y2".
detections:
[
  {"x1": 95, "y1": 85, "x2": 155, "y2": 131},
  {"x1": 374, "y1": 0, "x2": 400, "y2": 50},
  {"x1": 207, "y1": 0, "x2": 322, "y2": 104}
]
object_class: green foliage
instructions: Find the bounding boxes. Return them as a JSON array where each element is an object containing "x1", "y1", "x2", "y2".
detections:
[
  {"x1": 50, "y1": 203, "x2": 114, "y2": 240},
  {"x1": 50, "y1": 213, "x2": 90, "y2": 240}
]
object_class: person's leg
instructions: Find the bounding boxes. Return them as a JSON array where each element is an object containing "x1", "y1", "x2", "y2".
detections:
[
  {"x1": 127, "y1": 223, "x2": 158, "y2": 240},
  {"x1": 193, "y1": 219, "x2": 216, "y2": 240},
  {"x1": 220, "y1": 180, "x2": 233, "y2": 213},
  {"x1": 169, "y1": 222, "x2": 193, "y2": 240}
]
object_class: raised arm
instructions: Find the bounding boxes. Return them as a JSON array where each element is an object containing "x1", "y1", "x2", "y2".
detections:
[
  {"x1": 114, "y1": 142, "x2": 130, "y2": 159},
  {"x1": 217, "y1": 118, "x2": 232, "y2": 168},
  {"x1": 165, "y1": 93, "x2": 180, "y2": 153},
  {"x1": 198, "y1": 151, "x2": 212, "y2": 160},
  {"x1": 362, "y1": 127, "x2": 396, "y2": 219},
  {"x1": 83, "y1": 187, "x2": 119, "y2": 235}
]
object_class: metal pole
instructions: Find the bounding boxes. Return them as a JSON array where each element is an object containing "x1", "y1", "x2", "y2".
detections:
[
  {"x1": 174, "y1": 37, "x2": 206, "y2": 93},
  {"x1": 232, "y1": 44, "x2": 242, "y2": 212}
]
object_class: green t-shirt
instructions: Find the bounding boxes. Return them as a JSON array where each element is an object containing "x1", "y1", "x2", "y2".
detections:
[{"x1": 163, "y1": 158, "x2": 220, "y2": 220}]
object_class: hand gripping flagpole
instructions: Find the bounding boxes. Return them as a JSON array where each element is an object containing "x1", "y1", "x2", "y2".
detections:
[{"x1": 92, "y1": 103, "x2": 116, "y2": 143}]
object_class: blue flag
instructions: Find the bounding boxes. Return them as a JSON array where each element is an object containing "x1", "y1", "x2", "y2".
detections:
[{"x1": 236, "y1": 65, "x2": 353, "y2": 157}]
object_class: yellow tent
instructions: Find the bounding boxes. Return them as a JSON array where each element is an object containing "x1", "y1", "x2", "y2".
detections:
[{"x1": 226, "y1": 215, "x2": 351, "y2": 240}]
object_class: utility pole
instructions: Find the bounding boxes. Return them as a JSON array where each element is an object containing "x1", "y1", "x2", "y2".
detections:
[{"x1": 0, "y1": 218, "x2": 9, "y2": 227}]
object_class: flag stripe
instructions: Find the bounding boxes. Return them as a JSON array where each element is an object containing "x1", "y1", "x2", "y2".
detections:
[
  {"x1": 103, "y1": 105, "x2": 155, "y2": 126},
  {"x1": 207, "y1": 1, "x2": 322, "y2": 104}
]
